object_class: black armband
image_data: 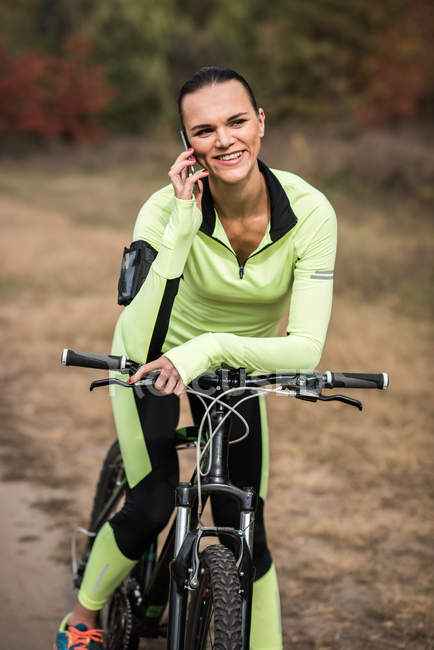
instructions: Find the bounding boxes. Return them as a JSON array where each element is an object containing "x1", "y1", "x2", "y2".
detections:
[{"x1": 117, "y1": 240, "x2": 158, "y2": 306}]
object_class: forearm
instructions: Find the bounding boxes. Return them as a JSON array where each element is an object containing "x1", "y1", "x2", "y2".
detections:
[
  {"x1": 164, "y1": 331, "x2": 323, "y2": 385},
  {"x1": 148, "y1": 197, "x2": 202, "y2": 279},
  {"x1": 114, "y1": 197, "x2": 202, "y2": 364}
]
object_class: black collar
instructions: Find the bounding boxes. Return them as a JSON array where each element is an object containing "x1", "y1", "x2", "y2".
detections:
[{"x1": 199, "y1": 159, "x2": 297, "y2": 242}]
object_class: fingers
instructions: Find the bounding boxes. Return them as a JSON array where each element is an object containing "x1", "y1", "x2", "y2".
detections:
[
  {"x1": 174, "y1": 377, "x2": 186, "y2": 396},
  {"x1": 170, "y1": 149, "x2": 196, "y2": 172},
  {"x1": 128, "y1": 356, "x2": 185, "y2": 395},
  {"x1": 154, "y1": 368, "x2": 173, "y2": 392},
  {"x1": 161, "y1": 372, "x2": 178, "y2": 394},
  {"x1": 169, "y1": 149, "x2": 196, "y2": 182},
  {"x1": 169, "y1": 148, "x2": 209, "y2": 200},
  {"x1": 128, "y1": 357, "x2": 161, "y2": 383}
]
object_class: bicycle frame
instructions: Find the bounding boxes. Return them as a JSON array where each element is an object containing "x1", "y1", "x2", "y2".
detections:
[{"x1": 130, "y1": 391, "x2": 257, "y2": 649}]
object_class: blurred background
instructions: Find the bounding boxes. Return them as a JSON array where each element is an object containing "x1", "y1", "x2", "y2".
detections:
[{"x1": 0, "y1": 1, "x2": 433, "y2": 648}]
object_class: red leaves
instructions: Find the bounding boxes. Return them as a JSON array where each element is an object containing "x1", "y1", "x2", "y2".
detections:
[{"x1": 0, "y1": 37, "x2": 114, "y2": 142}]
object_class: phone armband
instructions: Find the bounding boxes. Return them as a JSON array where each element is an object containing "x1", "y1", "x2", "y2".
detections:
[{"x1": 117, "y1": 240, "x2": 158, "y2": 306}]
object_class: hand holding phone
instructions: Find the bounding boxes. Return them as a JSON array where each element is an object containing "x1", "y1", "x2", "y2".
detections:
[{"x1": 167, "y1": 131, "x2": 209, "y2": 204}]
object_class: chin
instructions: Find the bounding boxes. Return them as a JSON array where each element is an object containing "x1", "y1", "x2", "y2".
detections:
[{"x1": 211, "y1": 160, "x2": 255, "y2": 184}]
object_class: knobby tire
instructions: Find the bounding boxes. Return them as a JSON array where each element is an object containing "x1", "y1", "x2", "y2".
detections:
[{"x1": 185, "y1": 544, "x2": 243, "y2": 649}]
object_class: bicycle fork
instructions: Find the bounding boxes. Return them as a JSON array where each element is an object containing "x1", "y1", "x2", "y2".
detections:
[{"x1": 167, "y1": 400, "x2": 257, "y2": 649}]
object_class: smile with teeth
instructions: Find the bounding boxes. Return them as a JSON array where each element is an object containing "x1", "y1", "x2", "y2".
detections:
[{"x1": 215, "y1": 151, "x2": 244, "y2": 161}]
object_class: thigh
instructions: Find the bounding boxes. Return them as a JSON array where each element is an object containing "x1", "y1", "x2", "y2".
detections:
[
  {"x1": 110, "y1": 390, "x2": 180, "y2": 558},
  {"x1": 133, "y1": 389, "x2": 180, "y2": 469}
]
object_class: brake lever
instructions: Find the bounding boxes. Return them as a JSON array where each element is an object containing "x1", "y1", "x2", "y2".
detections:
[
  {"x1": 294, "y1": 390, "x2": 362, "y2": 410},
  {"x1": 318, "y1": 394, "x2": 363, "y2": 411},
  {"x1": 90, "y1": 378, "x2": 130, "y2": 391},
  {"x1": 89, "y1": 371, "x2": 160, "y2": 392}
]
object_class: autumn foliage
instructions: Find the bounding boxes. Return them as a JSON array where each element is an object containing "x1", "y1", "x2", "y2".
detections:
[
  {"x1": 0, "y1": 37, "x2": 113, "y2": 142},
  {"x1": 355, "y1": 2, "x2": 434, "y2": 126},
  {"x1": 0, "y1": 0, "x2": 432, "y2": 140}
]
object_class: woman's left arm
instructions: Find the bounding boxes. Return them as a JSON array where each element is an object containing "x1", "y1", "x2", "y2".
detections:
[{"x1": 164, "y1": 201, "x2": 337, "y2": 384}]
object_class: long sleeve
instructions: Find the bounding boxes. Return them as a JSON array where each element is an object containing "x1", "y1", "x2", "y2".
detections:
[
  {"x1": 164, "y1": 200, "x2": 337, "y2": 383},
  {"x1": 113, "y1": 192, "x2": 202, "y2": 364}
]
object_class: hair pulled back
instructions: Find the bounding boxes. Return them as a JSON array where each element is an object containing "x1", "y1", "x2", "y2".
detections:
[{"x1": 178, "y1": 66, "x2": 258, "y2": 125}]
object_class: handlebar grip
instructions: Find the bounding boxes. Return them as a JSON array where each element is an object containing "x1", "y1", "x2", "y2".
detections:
[
  {"x1": 329, "y1": 372, "x2": 389, "y2": 390},
  {"x1": 61, "y1": 349, "x2": 126, "y2": 371}
]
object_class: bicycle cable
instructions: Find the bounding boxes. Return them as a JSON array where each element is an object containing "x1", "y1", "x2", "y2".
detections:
[{"x1": 186, "y1": 384, "x2": 293, "y2": 523}]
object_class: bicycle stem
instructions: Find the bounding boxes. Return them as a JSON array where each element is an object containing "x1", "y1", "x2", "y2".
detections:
[{"x1": 203, "y1": 400, "x2": 230, "y2": 484}]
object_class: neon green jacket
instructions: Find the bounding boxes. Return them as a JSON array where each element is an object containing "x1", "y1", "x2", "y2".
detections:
[{"x1": 113, "y1": 160, "x2": 337, "y2": 383}]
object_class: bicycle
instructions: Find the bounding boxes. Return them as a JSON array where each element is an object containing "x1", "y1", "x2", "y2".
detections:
[{"x1": 62, "y1": 348, "x2": 389, "y2": 649}]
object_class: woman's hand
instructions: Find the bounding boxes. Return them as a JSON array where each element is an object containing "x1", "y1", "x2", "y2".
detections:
[
  {"x1": 128, "y1": 355, "x2": 185, "y2": 396},
  {"x1": 169, "y1": 148, "x2": 209, "y2": 209}
]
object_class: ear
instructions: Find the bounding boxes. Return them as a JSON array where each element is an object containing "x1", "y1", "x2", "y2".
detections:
[{"x1": 257, "y1": 108, "x2": 265, "y2": 138}]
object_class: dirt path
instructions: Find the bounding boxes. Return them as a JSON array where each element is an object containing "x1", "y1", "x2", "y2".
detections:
[
  {"x1": 1, "y1": 182, "x2": 433, "y2": 649},
  {"x1": 0, "y1": 483, "x2": 72, "y2": 649}
]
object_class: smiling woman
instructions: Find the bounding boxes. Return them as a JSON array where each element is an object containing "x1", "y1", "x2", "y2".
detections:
[
  {"x1": 181, "y1": 80, "x2": 264, "y2": 183},
  {"x1": 54, "y1": 67, "x2": 337, "y2": 650}
]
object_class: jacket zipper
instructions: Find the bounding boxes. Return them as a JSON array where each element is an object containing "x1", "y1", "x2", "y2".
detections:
[{"x1": 208, "y1": 235, "x2": 274, "y2": 280}]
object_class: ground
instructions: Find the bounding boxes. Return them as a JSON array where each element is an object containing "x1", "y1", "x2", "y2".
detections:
[{"x1": 0, "y1": 129, "x2": 433, "y2": 648}]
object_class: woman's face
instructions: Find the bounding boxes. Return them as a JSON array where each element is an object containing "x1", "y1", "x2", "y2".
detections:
[{"x1": 181, "y1": 80, "x2": 265, "y2": 185}]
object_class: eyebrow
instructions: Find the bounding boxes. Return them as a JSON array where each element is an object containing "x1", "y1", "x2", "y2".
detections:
[{"x1": 190, "y1": 112, "x2": 249, "y2": 132}]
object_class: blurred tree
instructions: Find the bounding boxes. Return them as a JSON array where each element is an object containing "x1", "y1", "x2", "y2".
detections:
[
  {"x1": 0, "y1": 0, "x2": 432, "y2": 137},
  {"x1": 166, "y1": 0, "x2": 264, "y2": 108},
  {"x1": 249, "y1": 0, "x2": 384, "y2": 121},
  {"x1": 355, "y1": 0, "x2": 434, "y2": 125},
  {"x1": 83, "y1": 0, "x2": 180, "y2": 131},
  {"x1": 0, "y1": 0, "x2": 42, "y2": 53},
  {"x1": 0, "y1": 36, "x2": 113, "y2": 142}
]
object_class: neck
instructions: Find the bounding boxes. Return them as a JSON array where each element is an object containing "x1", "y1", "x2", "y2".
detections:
[{"x1": 209, "y1": 162, "x2": 268, "y2": 221}]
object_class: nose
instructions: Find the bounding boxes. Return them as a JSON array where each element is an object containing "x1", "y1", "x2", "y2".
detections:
[{"x1": 215, "y1": 127, "x2": 234, "y2": 149}]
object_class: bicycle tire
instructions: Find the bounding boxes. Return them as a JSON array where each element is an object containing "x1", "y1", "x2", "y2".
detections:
[
  {"x1": 85, "y1": 440, "x2": 140, "y2": 649},
  {"x1": 88, "y1": 440, "x2": 125, "y2": 539},
  {"x1": 185, "y1": 544, "x2": 243, "y2": 649}
]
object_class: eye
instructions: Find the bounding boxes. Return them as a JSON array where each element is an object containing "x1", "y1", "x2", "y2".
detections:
[
  {"x1": 230, "y1": 118, "x2": 248, "y2": 127},
  {"x1": 195, "y1": 128, "x2": 214, "y2": 137}
]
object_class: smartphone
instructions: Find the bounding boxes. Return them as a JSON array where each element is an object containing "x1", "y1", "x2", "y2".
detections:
[
  {"x1": 180, "y1": 129, "x2": 196, "y2": 174},
  {"x1": 180, "y1": 130, "x2": 200, "y2": 194}
]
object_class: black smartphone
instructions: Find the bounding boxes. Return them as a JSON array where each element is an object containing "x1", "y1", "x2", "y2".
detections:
[
  {"x1": 180, "y1": 129, "x2": 200, "y2": 193},
  {"x1": 180, "y1": 129, "x2": 196, "y2": 176}
]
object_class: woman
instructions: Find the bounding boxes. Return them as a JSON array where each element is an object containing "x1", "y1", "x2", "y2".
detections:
[{"x1": 55, "y1": 67, "x2": 337, "y2": 650}]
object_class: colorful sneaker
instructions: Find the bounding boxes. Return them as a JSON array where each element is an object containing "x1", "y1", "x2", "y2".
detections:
[{"x1": 54, "y1": 613, "x2": 104, "y2": 649}]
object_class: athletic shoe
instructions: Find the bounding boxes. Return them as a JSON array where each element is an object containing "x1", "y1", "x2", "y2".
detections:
[{"x1": 54, "y1": 612, "x2": 104, "y2": 649}]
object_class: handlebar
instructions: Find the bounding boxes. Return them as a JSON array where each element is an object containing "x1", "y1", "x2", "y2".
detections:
[
  {"x1": 326, "y1": 372, "x2": 388, "y2": 390},
  {"x1": 61, "y1": 349, "x2": 389, "y2": 410},
  {"x1": 62, "y1": 348, "x2": 138, "y2": 372}
]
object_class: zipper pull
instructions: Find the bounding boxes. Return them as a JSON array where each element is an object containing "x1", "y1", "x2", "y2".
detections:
[{"x1": 239, "y1": 265, "x2": 245, "y2": 279}]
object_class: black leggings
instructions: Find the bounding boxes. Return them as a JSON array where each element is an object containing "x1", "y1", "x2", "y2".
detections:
[{"x1": 110, "y1": 388, "x2": 272, "y2": 580}]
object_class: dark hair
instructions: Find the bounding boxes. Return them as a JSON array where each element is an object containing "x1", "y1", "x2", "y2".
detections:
[{"x1": 177, "y1": 66, "x2": 258, "y2": 125}]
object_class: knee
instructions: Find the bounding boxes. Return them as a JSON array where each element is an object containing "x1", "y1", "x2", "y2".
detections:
[{"x1": 110, "y1": 467, "x2": 178, "y2": 559}]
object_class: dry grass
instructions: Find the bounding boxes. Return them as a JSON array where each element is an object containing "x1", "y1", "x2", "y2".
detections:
[{"x1": 0, "y1": 128, "x2": 433, "y2": 648}]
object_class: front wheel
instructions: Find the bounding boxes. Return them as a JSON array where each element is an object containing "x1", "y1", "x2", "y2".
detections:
[{"x1": 185, "y1": 544, "x2": 243, "y2": 649}]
